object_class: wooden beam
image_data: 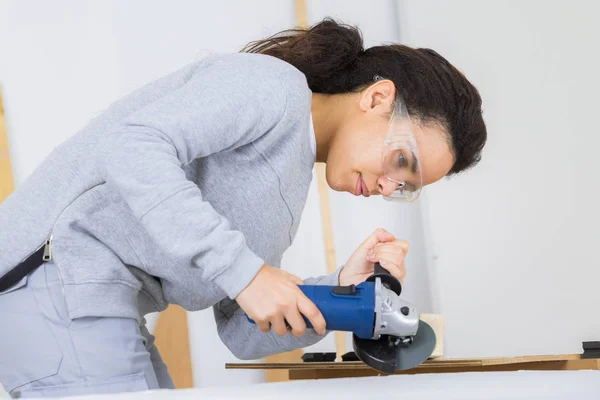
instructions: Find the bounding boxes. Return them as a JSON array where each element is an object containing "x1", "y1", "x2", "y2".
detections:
[
  {"x1": 153, "y1": 305, "x2": 194, "y2": 388},
  {"x1": 294, "y1": 0, "x2": 308, "y2": 28},
  {"x1": 0, "y1": 86, "x2": 15, "y2": 203},
  {"x1": 315, "y1": 163, "x2": 347, "y2": 359}
]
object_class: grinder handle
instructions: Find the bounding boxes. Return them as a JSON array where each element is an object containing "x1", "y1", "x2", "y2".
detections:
[
  {"x1": 373, "y1": 262, "x2": 390, "y2": 276},
  {"x1": 368, "y1": 262, "x2": 403, "y2": 296}
]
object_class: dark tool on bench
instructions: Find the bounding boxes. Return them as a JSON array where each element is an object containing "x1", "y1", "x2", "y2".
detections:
[{"x1": 248, "y1": 262, "x2": 436, "y2": 374}]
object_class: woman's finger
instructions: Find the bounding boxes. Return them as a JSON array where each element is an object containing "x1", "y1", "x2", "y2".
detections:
[
  {"x1": 284, "y1": 307, "x2": 308, "y2": 338},
  {"x1": 370, "y1": 241, "x2": 408, "y2": 255},
  {"x1": 368, "y1": 248, "x2": 406, "y2": 265},
  {"x1": 359, "y1": 228, "x2": 395, "y2": 252},
  {"x1": 270, "y1": 313, "x2": 289, "y2": 336},
  {"x1": 373, "y1": 249, "x2": 407, "y2": 267},
  {"x1": 297, "y1": 294, "x2": 326, "y2": 335},
  {"x1": 374, "y1": 256, "x2": 407, "y2": 283},
  {"x1": 257, "y1": 320, "x2": 271, "y2": 333},
  {"x1": 285, "y1": 272, "x2": 304, "y2": 286},
  {"x1": 393, "y1": 240, "x2": 409, "y2": 253}
]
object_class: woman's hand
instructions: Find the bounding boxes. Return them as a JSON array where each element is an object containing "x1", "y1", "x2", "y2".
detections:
[
  {"x1": 339, "y1": 228, "x2": 408, "y2": 286},
  {"x1": 235, "y1": 265, "x2": 326, "y2": 338}
]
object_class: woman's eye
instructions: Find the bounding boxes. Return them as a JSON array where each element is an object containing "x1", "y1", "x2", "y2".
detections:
[{"x1": 397, "y1": 153, "x2": 408, "y2": 168}]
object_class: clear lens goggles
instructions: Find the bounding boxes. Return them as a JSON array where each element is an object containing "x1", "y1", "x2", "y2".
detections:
[{"x1": 382, "y1": 93, "x2": 423, "y2": 202}]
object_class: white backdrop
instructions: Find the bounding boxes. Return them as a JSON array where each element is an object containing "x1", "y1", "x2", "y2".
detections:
[
  {"x1": 397, "y1": 0, "x2": 600, "y2": 358},
  {"x1": 1, "y1": 0, "x2": 598, "y2": 390}
]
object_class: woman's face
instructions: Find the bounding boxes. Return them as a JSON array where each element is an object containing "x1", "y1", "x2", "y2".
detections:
[{"x1": 324, "y1": 83, "x2": 455, "y2": 199}]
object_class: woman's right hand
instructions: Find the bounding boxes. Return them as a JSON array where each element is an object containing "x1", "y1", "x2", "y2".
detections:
[{"x1": 235, "y1": 265, "x2": 326, "y2": 338}]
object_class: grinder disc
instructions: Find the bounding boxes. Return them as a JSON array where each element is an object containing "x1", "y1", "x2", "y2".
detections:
[
  {"x1": 395, "y1": 320, "x2": 436, "y2": 371},
  {"x1": 352, "y1": 320, "x2": 436, "y2": 374}
]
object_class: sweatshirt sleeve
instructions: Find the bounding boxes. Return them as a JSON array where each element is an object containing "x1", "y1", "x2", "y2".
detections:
[
  {"x1": 213, "y1": 266, "x2": 343, "y2": 360},
  {"x1": 99, "y1": 54, "x2": 304, "y2": 300}
]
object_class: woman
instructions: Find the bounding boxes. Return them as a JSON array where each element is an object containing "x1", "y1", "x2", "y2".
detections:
[{"x1": 0, "y1": 19, "x2": 486, "y2": 397}]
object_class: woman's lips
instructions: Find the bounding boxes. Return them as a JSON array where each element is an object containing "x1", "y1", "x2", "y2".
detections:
[
  {"x1": 355, "y1": 175, "x2": 361, "y2": 196},
  {"x1": 355, "y1": 175, "x2": 370, "y2": 197},
  {"x1": 360, "y1": 176, "x2": 370, "y2": 197}
]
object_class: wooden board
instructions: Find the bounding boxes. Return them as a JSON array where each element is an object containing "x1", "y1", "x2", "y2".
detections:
[
  {"x1": 294, "y1": 0, "x2": 308, "y2": 28},
  {"x1": 154, "y1": 305, "x2": 194, "y2": 388},
  {"x1": 227, "y1": 353, "x2": 587, "y2": 370},
  {"x1": 315, "y1": 163, "x2": 347, "y2": 359},
  {"x1": 227, "y1": 353, "x2": 600, "y2": 380},
  {"x1": 0, "y1": 87, "x2": 15, "y2": 203}
]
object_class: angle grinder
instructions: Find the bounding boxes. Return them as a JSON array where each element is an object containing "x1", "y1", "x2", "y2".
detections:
[{"x1": 248, "y1": 262, "x2": 436, "y2": 374}]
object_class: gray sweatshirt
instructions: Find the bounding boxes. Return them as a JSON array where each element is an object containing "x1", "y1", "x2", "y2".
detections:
[{"x1": 0, "y1": 52, "x2": 340, "y2": 359}]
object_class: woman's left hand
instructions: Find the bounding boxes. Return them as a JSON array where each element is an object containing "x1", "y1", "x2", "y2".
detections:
[{"x1": 338, "y1": 228, "x2": 408, "y2": 286}]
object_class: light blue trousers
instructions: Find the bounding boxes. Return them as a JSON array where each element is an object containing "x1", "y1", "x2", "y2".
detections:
[{"x1": 0, "y1": 261, "x2": 175, "y2": 398}]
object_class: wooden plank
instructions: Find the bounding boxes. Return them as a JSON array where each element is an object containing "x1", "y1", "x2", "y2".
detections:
[
  {"x1": 154, "y1": 305, "x2": 194, "y2": 388},
  {"x1": 294, "y1": 0, "x2": 308, "y2": 28},
  {"x1": 315, "y1": 164, "x2": 338, "y2": 277},
  {"x1": 315, "y1": 163, "x2": 347, "y2": 359},
  {"x1": 227, "y1": 360, "x2": 480, "y2": 371},
  {"x1": 230, "y1": 354, "x2": 600, "y2": 381},
  {"x1": 226, "y1": 353, "x2": 590, "y2": 371},
  {"x1": 0, "y1": 87, "x2": 15, "y2": 203}
]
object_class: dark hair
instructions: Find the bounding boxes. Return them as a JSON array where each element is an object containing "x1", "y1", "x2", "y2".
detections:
[{"x1": 241, "y1": 18, "x2": 486, "y2": 175}]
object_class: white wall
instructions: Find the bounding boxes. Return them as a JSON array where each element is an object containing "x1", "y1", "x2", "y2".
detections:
[
  {"x1": 0, "y1": 0, "x2": 432, "y2": 388},
  {"x1": 397, "y1": 0, "x2": 600, "y2": 358}
]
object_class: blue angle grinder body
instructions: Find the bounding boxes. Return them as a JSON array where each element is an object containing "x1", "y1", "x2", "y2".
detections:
[{"x1": 248, "y1": 263, "x2": 436, "y2": 374}]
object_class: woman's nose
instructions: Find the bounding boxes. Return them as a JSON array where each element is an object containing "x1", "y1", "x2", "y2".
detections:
[{"x1": 377, "y1": 175, "x2": 397, "y2": 197}]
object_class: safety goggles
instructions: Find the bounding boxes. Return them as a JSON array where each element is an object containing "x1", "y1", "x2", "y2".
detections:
[{"x1": 379, "y1": 85, "x2": 423, "y2": 202}]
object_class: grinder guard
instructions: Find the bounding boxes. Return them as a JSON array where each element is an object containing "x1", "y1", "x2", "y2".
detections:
[{"x1": 352, "y1": 262, "x2": 436, "y2": 374}]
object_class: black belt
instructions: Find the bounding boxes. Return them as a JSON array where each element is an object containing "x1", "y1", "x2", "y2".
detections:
[{"x1": 0, "y1": 241, "x2": 48, "y2": 292}]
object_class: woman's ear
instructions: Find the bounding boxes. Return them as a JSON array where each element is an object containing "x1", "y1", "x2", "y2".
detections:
[{"x1": 359, "y1": 79, "x2": 396, "y2": 113}]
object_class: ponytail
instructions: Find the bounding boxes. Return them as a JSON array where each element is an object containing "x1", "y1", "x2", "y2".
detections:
[{"x1": 241, "y1": 18, "x2": 366, "y2": 93}]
